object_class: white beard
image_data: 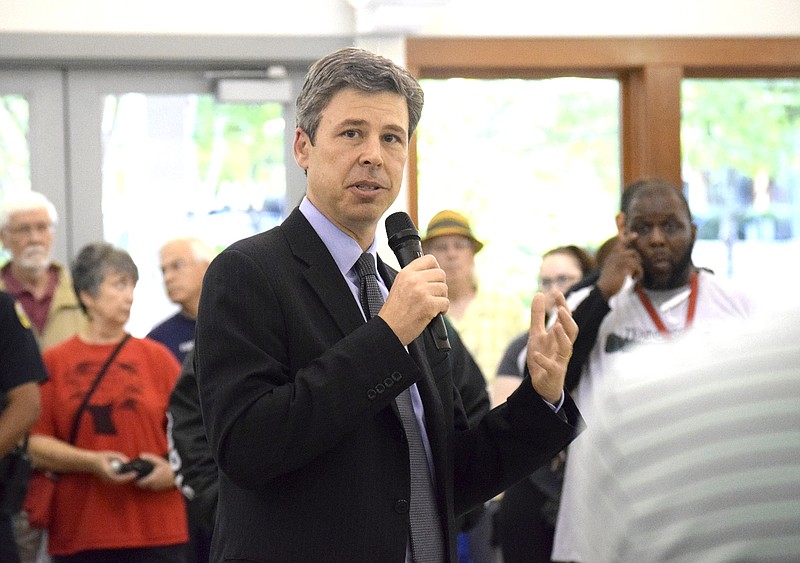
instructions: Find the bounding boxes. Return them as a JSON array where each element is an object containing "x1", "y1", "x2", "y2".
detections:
[{"x1": 16, "y1": 244, "x2": 52, "y2": 274}]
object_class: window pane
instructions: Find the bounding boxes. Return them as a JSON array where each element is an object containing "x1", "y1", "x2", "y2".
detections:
[
  {"x1": 102, "y1": 93, "x2": 286, "y2": 335},
  {"x1": 417, "y1": 78, "x2": 620, "y2": 307},
  {"x1": 682, "y1": 79, "x2": 800, "y2": 308},
  {"x1": 0, "y1": 95, "x2": 31, "y2": 265}
]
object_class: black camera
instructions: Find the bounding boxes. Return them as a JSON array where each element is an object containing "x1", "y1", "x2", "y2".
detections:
[{"x1": 112, "y1": 458, "x2": 154, "y2": 478}]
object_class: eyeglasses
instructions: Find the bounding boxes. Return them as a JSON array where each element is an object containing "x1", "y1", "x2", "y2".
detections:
[
  {"x1": 425, "y1": 238, "x2": 474, "y2": 254},
  {"x1": 539, "y1": 275, "x2": 579, "y2": 290},
  {"x1": 4, "y1": 222, "x2": 54, "y2": 237}
]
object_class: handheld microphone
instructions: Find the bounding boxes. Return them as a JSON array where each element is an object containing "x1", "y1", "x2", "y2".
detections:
[{"x1": 385, "y1": 211, "x2": 451, "y2": 351}]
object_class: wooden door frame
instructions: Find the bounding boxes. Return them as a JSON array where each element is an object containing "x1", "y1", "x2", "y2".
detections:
[{"x1": 405, "y1": 37, "x2": 800, "y2": 224}]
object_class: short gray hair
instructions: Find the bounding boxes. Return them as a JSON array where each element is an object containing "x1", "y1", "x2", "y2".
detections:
[
  {"x1": 72, "y1": 242, "x2": 139, "y2": 314},
  {"x1": 161, "y1": 236, "x2": 216, "y2": 264},
  {"x1": 0, "y1": 191, "x2": 58, "y2": 230},
  {"x1": 296, "y1": 47, "x2": 424, "y2": 144}
]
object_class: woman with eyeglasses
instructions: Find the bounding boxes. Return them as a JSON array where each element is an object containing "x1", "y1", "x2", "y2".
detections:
[{"x1": 492, "y1": 244, "x2": 595, "y2": 563}]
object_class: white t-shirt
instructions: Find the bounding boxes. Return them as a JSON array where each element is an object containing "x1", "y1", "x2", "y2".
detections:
[{"x1": 552, "y1": 270, "x2": 753, "y2": 562}]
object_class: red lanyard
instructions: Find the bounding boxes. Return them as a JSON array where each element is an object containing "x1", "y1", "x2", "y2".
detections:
[{"x1": 635, "y1": 271, "x2": 699, "y2": 337}]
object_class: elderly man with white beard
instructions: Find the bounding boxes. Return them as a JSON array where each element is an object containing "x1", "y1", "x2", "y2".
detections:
[
  {"x1": 0, "y1": 191, "x2": 85, "y2": 350},
  {"x1": 0, "y1": 190, "x2": 86, "y2": 563}
]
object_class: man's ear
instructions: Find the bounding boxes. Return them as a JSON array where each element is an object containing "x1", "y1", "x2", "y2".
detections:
[
  {"x1": 615, "y1": 212, "x2": 626, "y2": 234},
  {"x1": 293, "y1": 128, "x2": 311, "y2": 170}
]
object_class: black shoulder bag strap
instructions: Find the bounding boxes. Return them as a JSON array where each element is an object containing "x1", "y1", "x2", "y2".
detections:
[{"x1": 67, "y1": 334, "x2": 130, "y2": 445}]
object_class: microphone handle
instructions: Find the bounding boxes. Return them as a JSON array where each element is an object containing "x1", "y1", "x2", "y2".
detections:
[
  {"x1": 394, "y1": 244, "x2": 451, "y2": 352},
  {"x1": 428, "y1": 313, "x2": 452, "y2": 352}
]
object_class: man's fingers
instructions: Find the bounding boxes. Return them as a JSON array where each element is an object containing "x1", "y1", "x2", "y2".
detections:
[
  {"x1": 403, "y1": 253, "x2": 442, "y2": 274},
  {"x1": 531, "y1": 350, "x2": 560, "y2": 374},
  {"x1": 554, "y1": 321, "x2": 575, "y2": 357},
  {"x1": 555, "y1": 305, "x2": 578, "y2": 344},
  {"x1": 619, "y1": 229, "x2": 638, "y2": 248},
  {"x1": 529, "y1": 292, "x2": 549, "y2": 333}
]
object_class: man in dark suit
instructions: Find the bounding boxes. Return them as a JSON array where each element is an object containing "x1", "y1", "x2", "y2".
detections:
[{"x1": 195, "y1": 47, "x2": 583, "y2": 563}]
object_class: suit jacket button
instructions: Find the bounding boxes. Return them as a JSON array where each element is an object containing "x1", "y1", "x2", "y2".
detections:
[
  {"x1": 367, "y1": 389, "x2": 377, "y2": 400},
  {"x1": 391, "y1": 372, "x2": 402, "y2": 382},
  {"x1": 394, "y1": 499, "x2": 409, "y2": 514},
  {"x1": 376, "y1": 383, "x2": 386, "y2": 394}
]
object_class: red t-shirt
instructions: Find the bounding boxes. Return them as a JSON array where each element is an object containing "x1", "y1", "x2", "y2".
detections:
[{"x1": 34, "y1": 335, "x2": 188, "y2": 555}]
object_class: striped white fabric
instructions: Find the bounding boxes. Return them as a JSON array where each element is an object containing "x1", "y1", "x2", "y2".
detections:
[{"x1": 571, "y1": 306, "x2": 800, "y2": 562}]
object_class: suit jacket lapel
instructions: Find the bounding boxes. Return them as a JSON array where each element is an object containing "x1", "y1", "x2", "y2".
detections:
[{"x1": 282, "y1": 209, "x2": 364, "y2": 338}]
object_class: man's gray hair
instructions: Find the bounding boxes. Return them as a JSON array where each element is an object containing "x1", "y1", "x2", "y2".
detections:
[
  {"x1": 296, "y1": 47, "x2": 424, "y2": 144},
  {"x1": 161, "y1": 236, "x2": 216, "y2": 264},
  {"x1": 0, "y1": 190, "x2": 58, "y2": 230}
]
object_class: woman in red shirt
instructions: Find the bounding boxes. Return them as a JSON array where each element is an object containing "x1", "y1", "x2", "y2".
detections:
[{"x1": 28, "y1": 242, "x2": 187, "y2": 562}]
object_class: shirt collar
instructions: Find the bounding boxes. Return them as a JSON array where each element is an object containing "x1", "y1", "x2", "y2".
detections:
[
  {"x1": 1, "y1": 263, "x2": 58, "y2": 299},
  {"x1": 299, "y1": 196, "x2": 378, "y2": 277}
]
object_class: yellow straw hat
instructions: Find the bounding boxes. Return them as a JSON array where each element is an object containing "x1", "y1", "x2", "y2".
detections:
[{"x1": 421, "y1": 210, "x2": 484, "y2": 253}]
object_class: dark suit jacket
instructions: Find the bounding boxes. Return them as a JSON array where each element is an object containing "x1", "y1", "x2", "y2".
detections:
[{"x1": 195, "y1": 208, "x2": 583, "y2": 563}]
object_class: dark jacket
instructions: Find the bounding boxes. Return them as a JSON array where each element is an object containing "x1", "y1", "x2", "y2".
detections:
[
  {"x1": 168, "y1": 350, "x2": 218, "y2": 533},
  {"x1": 168, "y1": 319, "x2": 489, "y2": 538},
  {"x1": 195, "y1": 208, "x2": 582, "y2": 562}
]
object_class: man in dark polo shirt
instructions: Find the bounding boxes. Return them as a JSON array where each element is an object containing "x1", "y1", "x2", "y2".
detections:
[{"x1": 0, "y1": 291, "x2": 47, "y2": 563}]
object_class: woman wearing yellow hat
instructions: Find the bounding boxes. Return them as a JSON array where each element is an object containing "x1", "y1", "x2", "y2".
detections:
[
  {"x1": 422, "y1": 209, "x2": 529, "y2": 561},
  {"x1": 421, "y1": 210, "x2": 528, "y2": 392}
]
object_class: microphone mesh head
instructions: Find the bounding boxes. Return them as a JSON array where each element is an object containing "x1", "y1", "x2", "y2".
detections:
[{"x1": 385, "y1": 211, "x2": 417, "y2": 238}]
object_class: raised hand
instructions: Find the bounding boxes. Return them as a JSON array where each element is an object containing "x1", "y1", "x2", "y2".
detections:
[
  {"x1": 526, "y1": 292, "x2": 578, "y2": 404},
  {"x1": 596, "y1": 232, "x2": 642, "y2": 300}
]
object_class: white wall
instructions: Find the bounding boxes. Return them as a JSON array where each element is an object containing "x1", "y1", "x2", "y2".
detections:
[
  {"x1": 423, "y1": 0, "x2": 800, "y2": 37},
  {"x1": 1, "y1": 0, "x2": 799, "y2": 37},
  {"x1": 0, "y1": 1, "x2": 355, "y2": 35}
]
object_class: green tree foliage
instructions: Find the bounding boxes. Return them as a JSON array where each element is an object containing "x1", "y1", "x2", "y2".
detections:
[
  {"x1": 417, "y1": 77, "x2": 621, "y2": 307},
  {"x1": 0, "y1": 96, "x2": 30, "y2": 195},
  {"x1": 192, "y1": 98, "x2": 284, "y2": 196},
  {"x1": 682, "y1": 79, "x2": 800, "y2": 180}
]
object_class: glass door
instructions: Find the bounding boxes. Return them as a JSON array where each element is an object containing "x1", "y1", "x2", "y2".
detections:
[
  {"x1": 0, "y1": 69, "x2": 69, "y2": 263},
  {"x1": 67, "y1": 70, "x2": 294, "y2": 335},
  {"x1": 682, "y1": 78, "x2": 800, "y2": 310}
]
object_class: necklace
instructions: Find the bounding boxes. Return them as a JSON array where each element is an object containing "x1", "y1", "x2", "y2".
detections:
[{"x1": 635, "y1": 270, "x2": 698, "y2": 337}]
